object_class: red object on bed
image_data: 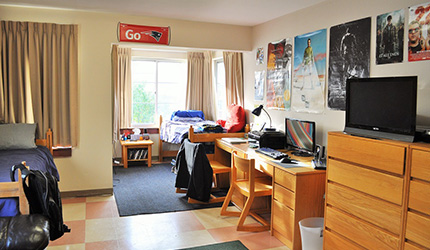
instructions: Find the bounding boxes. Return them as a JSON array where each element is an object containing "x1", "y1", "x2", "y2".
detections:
[{"x1": 217, "y1": 104, "x2": 246, "y2": 133}]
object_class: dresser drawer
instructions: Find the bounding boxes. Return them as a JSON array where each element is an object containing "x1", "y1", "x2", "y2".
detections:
[
  {"x1": 326, "y1": 207, "x2": 400, "y2": 249},
  {"x1": 274, "y1": 183, "x2": 295, "y2": 210},
  {"x1": 409, "y1": 180, "x2": 430, "y2": 214},
  {"x1": 411, "y1": 149, "x2": 430, "y2": 181},
  {"x1": 272, "y1": 199, "x2": 294, "y2": 246},
  {"x1": 327, "y1": 159, "x2": 404, "y2": 205},
  {"x1": 406, "y1": 211, "x2": 430, "y2": 248},
  {"x1": 328, "y1": 133, "x2": 406, "y2": 175},
  {"x1": 274, "y1": 167, "x2": 295, "y2": 192},
  {"x1": 404, "y1": 242, "x2": 425, "y2": 250},
  {"x1": 324, "y1": 230, "x2": 365, "y2": 250},
  {"x1": 326, "y1": 183, "x2": 402, "y2": 235}
]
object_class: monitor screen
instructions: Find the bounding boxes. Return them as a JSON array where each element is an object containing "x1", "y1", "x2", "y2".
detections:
[
  {"x1": 345, "y1": 76, "x2": 417, "y2": 142},
  {"x1": 285, "y1": 118, "x2": 316, "y2": 157}
]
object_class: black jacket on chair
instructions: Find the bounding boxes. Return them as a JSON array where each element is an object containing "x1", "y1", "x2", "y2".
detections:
[{"x1": 174, "y1": 139, "x2": 213, "y2": 202}]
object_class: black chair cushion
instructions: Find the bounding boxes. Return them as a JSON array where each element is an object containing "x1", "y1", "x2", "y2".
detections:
[{"x1": 0, "y1": 214, "x2": 49, "y2": 250}]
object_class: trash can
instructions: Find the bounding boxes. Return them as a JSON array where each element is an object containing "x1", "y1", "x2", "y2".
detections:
[{"x1": 299, "y1": 217, "x2": 324, "y2": 250}]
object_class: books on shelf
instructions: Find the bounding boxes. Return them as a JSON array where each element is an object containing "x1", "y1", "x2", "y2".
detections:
[{"x1": 128, "y1": 149, "x2": 148, "y2": 160}]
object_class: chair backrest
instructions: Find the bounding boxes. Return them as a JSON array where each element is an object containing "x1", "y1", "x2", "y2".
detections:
[
  {"x1": 183, "y1": 139, "x2": 210, "y2": 171},
  {"x1": 231, "y1": 151, "x2": 255, "y2": 193}
]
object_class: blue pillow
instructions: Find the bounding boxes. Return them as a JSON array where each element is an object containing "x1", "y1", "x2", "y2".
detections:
[{"x1": 170, "y1": 110, "x2": 205, "y2": 120}]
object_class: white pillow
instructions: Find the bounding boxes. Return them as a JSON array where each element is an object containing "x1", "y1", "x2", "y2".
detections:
[{"x1": 0, "y1": 123, "x2": 37, "y2": 150}]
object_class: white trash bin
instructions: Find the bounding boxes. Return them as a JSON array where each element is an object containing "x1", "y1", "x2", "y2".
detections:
[{"x1": 299, "y1": 217, "x2": 324, "y2": 250}]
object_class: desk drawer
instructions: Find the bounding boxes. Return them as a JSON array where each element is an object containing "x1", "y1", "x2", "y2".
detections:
[
  {"x1": 324, "y1": 230, "x2": 364, "y2": 250},
  {"x1": 326, "y1": 207, "x2": 399, "y2": 249},
  {"x1": 406, "y1": 211, "x2": 430, "y2": 248},
  {"x1": 326, "y1": 183, "x2": 402, "y2": 235},
  {"x1": 328, "y1": 133, "x2": 406, "y2": 175},
  {"x1": 409, "y1": 180, "x2": 430, "y2": 214},
  {"x1": 404, "y1": 242, "x2": 425, "y2": 250},
  {"x1": 328, "y1": 159, "x2": 403, "y2": 205},
  {"x1": 411, "y1": 149, "x2": 430, "y2": 181},
  {"x1": 274, "y1": 183, "x2": 295, "y2": 210},
  {"x1": 274, "y1": 167, "x2": 295, "y2": 192},
  {"x1": 272, "y1": 199, "x2": 294, "y2": 246},
  {"x1": 256, "y1": 160, "x2": 273, "y2": 177}
]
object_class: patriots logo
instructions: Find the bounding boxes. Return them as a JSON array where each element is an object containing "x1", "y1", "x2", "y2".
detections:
[{"x1": 150, "y1": 31, "x2": 162, "y2": 42}]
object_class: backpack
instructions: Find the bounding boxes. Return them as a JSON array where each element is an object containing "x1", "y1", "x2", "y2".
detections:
[{"x1": 11, "y1": 163, "x2": 71, "y2": 241}]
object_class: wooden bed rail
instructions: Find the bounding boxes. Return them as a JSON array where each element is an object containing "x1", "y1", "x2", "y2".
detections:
[
  {"x1": 0, "y1": 161, "x2": 30, "y2": 215},
  {"x1": 35, "y1": 128, "x2": 53, "y2": 155}
]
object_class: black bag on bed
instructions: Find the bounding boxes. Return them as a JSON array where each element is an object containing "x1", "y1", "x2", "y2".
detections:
[{"x1": 10, "y1": 163, "x2": 71, "y2": 241}]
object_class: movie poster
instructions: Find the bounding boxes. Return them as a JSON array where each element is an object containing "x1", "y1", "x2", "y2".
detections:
[
  {"x1": 408, "y1": 2, "x2": 430, "y2": 61},
  {"x1": 328, "y1": 17, "x2": 371, "y2": 110},
  {"x1": 376, "y1": 9, "x2": 405, "y2": 64},
  {"x1": 254, "y1": 71, "x2": 265, "y2": 101},
  {"x1": 256, "y1": 47, "x2": 264, "y2": 65},
  {"x1": 292, "y1": 29, "x2": 326, "y2": 113},
  {"x1": 266, "y1": 38, "x2": 292, "y2": 110}
]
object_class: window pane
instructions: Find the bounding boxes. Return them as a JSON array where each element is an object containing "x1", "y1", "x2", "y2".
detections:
[{"x1": 131, "y1": 58, "x2": 186, "y2": 125}]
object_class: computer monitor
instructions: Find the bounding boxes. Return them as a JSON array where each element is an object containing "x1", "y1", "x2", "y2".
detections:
[{"x1": 285, "y1": 118, "x2": 316, "y2": 157}]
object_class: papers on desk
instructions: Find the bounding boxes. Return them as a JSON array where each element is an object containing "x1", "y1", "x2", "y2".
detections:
[
  {"x1": 221, "y1": 137, "x2": 248, "y2": 144},
  {"x1": 271, "y1": 159, "x2": 309, "y2": 168}
]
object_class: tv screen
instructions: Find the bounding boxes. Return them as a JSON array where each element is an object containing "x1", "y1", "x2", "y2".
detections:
[
  {"x1": 285, "y1": 118, "x2": 316, "y2": 157},
  {"x1": 345, "y1": 76, "x2": 417, "y2": 142}
]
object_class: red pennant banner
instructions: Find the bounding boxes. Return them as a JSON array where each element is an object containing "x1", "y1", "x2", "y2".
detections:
[{"x1": 118, "y1": 23, "x2": 170, "y2": 45}]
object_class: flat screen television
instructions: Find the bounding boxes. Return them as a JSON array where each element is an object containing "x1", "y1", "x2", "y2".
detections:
[
  {"x1": 285, "y1": 118, "x2": 316, "y2": 157},
  {"x1": 345, "y1": 76, "x2": 417, "y2": 142}
]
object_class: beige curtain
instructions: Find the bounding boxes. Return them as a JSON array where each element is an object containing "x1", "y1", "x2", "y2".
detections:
[
  {"x1": 186, "y1": 51, "x2": 216, "y2": 121},
  {"x1": 0, "y1": 21, "x2": 78, "y2": 147},
  {"x1": 223, "y1": 52, "x2": 244, "y2": 106},
  {"x1": 112, "y1": 45, "x2": 132, "y2": 141}
]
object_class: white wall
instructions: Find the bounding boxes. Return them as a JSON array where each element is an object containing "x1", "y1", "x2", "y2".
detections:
[
  {"x1": 244, "y1": 0, "x2": 430, "y2": 146},
  {"x1": 0, "y1": 5, "x2": 252, "y2": 193}
]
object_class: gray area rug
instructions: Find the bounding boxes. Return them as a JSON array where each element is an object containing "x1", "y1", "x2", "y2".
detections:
[
  {"x1": 178, "y1": 240, "x2": 248, "y2": 250},
  {"x1": 113, "y1": 163, "x2": 226, "y2": 216}
]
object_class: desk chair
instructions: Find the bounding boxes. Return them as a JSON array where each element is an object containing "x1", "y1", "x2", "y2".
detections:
[
  {"x1": 175, "y1": 139, "x2": 230, "y2": 204},
  {"x1": 220, "y1": 152, "x2": 272, "y2": 232}
]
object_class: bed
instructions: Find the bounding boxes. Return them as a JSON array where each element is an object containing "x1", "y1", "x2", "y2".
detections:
[
  {"x1": 158, "y1": 109, "x2": 250, "y2": 162},
  {"x1": 0, "y1": 124, "x2": 58, "y2": 217}
]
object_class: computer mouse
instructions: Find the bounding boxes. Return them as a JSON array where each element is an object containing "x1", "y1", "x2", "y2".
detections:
[{"x1": 280, "y1": 157, "x2": 292, "y2": 163}]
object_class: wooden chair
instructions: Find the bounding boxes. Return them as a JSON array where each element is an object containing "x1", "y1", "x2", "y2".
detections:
[{"x1": 220, "y1": 152, "x2": 272, "y2": 232}]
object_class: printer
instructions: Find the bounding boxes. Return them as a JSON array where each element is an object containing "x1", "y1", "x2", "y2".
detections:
[{"x1": 248, "y1": 130, "x2": 286, "y2": 149}]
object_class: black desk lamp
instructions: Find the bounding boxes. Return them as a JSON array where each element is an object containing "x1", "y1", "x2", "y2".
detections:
[{"x1": 252, "y1": 105, "x2": 276, "y2": 132}]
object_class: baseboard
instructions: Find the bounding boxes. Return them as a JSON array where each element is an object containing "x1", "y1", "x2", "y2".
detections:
[{"x1": 61, "y1": 188, "x2": 113, "y2": 198}]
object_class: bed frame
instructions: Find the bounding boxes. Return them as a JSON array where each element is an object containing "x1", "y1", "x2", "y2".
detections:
[
  {"x1": 158, "y1": 115, "x2": 250, "y2": 162},
  {"x1": 0, "y1": 129, "x2": 54, "y2": 215}
]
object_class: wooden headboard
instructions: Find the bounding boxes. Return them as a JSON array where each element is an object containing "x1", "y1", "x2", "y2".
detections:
[{"x1": 35, "y1": 128, "x2": 53, "y2": 155}]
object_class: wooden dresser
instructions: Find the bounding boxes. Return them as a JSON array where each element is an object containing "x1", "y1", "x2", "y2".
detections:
[
  {"x1": 405, "y1": 143, "x2": 430, "y2": 249},
  {"x1": 325, "y1": 132, "x2": 430, "y2": 249}
]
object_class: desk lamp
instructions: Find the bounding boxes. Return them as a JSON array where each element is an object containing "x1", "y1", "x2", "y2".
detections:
[{"x1": 252, "y1": 105, "x2": 276, "y2": 132}]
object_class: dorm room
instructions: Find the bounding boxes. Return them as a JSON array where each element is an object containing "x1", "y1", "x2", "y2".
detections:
[{"x1": 2, "y1": 0, "x2": 430, "y2": 249}]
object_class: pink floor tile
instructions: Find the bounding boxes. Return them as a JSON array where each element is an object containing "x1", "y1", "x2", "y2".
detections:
[
  {"x1": 86, "y1": 201, "x2": 119, "y2": 219},
  {"x1": 86, "y1": 240, "x2": 120, "y2": 250}
]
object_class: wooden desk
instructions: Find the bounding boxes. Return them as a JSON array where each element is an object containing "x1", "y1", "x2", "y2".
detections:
[
  {"x1": 120, "y1": 140, "x2": 153, "y2": 168},
  {"x1": 215, "y1": 139, "x2": 326, "y2": 250}
]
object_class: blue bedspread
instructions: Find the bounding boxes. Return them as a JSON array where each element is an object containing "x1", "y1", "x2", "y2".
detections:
[{"x1": 0, "y1": 146, "x2": 59, "y2": 217}]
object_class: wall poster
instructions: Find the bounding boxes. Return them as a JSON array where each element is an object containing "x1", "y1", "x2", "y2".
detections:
[
  {"x1": 256, "y1": 47, "x2": 264, "y2": 65},
  {"x1": 292, "y1": 29, "x2": 326, "y2": 113},
  {"x1": 376, "y1": 9, "x2": 405, "y2": 64},
  {"x1": 408, "y1": 2, "x2": 430, "y2": 61},
  {"x1": 328, "y1": 17, "x2": 371, "y2": 110},
  {"x1": 254, "y1": 71, "x2": 265, "y2": 101},
  {"x1": 266, "y1": 38, "x2": 292, "y2": 110}
]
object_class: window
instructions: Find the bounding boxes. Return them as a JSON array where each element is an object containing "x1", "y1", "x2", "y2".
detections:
[
  {"x1": 131, "y1": 59, "x2": 186, "y2": 125},
  {"x1": 214, "y1": 59, "x2": 227, "y2": 120}
]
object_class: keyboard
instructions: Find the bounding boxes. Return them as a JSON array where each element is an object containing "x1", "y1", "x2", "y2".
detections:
[{"x1": 255, "y1": 147, "x2": 288, "y2": 160}]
